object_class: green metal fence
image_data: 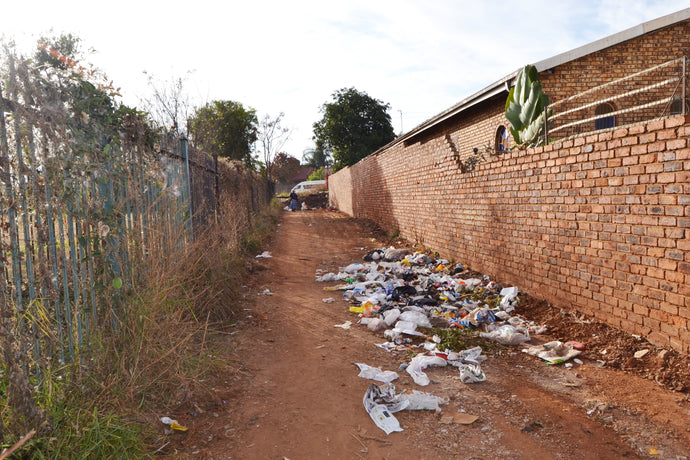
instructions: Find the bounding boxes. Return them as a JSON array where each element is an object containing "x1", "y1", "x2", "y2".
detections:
[{"x1": 0, "y1": 47, "x2": 209, "y2": 391}]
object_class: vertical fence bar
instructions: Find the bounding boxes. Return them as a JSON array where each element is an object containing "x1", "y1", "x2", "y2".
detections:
[
  {"x1": 0, "y1": 83, "x2": 22, "y2": 311},
  {"x1": 44, "y1": 178, "x2": 65, "y2": 364},
  {"x1": 180, "y1": 136, "x2": 194, "y2": 240},
  {"x1": 65, "y1": 199, "x2": 83, "y2": 358},
  {"x1": 57, "y1": 205, "x2": 75, "y2": 360}
]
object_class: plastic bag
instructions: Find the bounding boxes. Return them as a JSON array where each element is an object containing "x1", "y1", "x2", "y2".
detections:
[
  {"x1": 383, "y1": 308, "x2": 401, "y2": 326},
  {"x1": 355, "y1": 363, "x2": 399, "y2": 383},
  {"x1": 447, "y1": 346, "x2": 486, "y2": 366},
  {"x1": 480, "y1": 324, "x2": 530, "y2": 346},
  {"x1": 400, "y1": 310, "x2": 432, "y2": 328},
  {"x1": 522, "y1": 341, "x2": 581, "y2": 364},
  {"x1": 499, "y1": 286, "x2": 519, "y2": 308},
  {"x1": 406, "y1": 354, "x2": 447, "y2": 386},
  {"x1": 367, "y1": 318, "x2": 387, "y2": 332},
  {"x1": 397, "y1": 390, "x2": 448, "y2": 412}
]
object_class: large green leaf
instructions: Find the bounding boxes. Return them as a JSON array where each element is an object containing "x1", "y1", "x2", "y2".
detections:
[{"x1": 505, "y1": 65, "x2": 551, "y2": 147}]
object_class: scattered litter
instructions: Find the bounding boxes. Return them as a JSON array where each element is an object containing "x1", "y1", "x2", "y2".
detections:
[
  {"x1": 362, "y1": 382, "x2": 448, "y2": 434},
  {"x1": 522, "y1": 341, "x2": 582, "y2": 364},
  {"x1": 355, "y1": 363, "x2": 399, "y2": 383},
  {"x1": 322, "y1": 298, "x2": 336, "y2": 303},
  {"x1": 160, "y1": 417, "x2": 188, "y2": 432},
  {"x1": 573, "y1": 358, "x2": 584, "y2": 365},
  {"x1": 262, "y1": 289, "x2": 273, "y2": 296},
  {"x1": 255, "y1": 251, "x2": 272, "y2": 258},
  {"x1": 647, "y1": 446, "x2": 660, "y2": 455},
  {"x1": 634, "y1": 349, "x2": 650, "y2": 359},
  {"x1": 363, "y1": 384, "x2": 404, "y2": 435},
  {"x1": 312, "y1": 247, "x2": 555, "y2": 430}
]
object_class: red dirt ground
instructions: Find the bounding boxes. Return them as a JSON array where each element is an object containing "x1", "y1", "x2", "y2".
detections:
[{"x1": 160, "y1": 209, "x2": 690, "y2": 459}]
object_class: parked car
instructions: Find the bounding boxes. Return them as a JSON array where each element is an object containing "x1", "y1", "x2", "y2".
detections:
[{"x1": 290, "y1": 180, "x2": 327, "y2": 194}]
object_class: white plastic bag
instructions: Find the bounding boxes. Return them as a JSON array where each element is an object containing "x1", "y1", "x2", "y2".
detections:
[
  {"x1": 382, "y1": 308, "x2": 401, "y2": 326},
  {"x1": 355, "y1": 363, "x2": 399, "y2": 383},
  {"x1": 367, "y1": 318, "x2": 387, "y2": 332},
  {"x1": 400, "y1": 310, "x2": 432, "y2": 328},
  {"x1": 406, "y1": 354, "x2": 447, "y2": 386},
  {"x1": 397, "y1": 390, "x2": 448, "y2": 412},
  {"x1": 480, "y1": 324, "x2": 530, "y2": 345}
]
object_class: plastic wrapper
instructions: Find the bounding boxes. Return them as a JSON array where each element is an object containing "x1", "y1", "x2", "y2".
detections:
[
  {"x1": 447, "y1": 346, "x2": 486, "y2": 366},
  {"x1": 458, "y1": 363, "x2": 486, "y2": 383},
  {"x1": 363, "y1": 383, "x2": 405, "y2": 434},
  {"x1": 362, "y1": 382, "x2": 448, "y2": 434}
]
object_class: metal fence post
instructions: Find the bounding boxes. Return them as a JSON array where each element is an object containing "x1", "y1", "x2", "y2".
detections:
[{"x1": 180, "y1": 135, "x2": 194, "y2": 239}]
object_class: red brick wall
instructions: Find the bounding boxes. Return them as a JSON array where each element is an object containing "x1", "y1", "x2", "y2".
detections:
[
  {"x1": 329, "y1": 115, "x2": 690, "y2": 354},
  {"x1": 543, "y1": 21, "x2": 690, "y2": 138}
]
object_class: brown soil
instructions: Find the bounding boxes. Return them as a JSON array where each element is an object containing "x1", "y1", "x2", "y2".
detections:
[{"x1": 160, "y1": 209, "x2": 690, "y2": 459}]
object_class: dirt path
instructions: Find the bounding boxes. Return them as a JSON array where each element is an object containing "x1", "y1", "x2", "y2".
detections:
[{"x1": 170, "y1": 209, "x2": 690, "y2": 459}]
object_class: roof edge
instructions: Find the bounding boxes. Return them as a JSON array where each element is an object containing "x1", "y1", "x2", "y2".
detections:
[
  {"x1": 534, "y1": 8, "x2": 690, "y2": 72},
  {"x1": 377, "y1": 8, "x2": 690, "y2": 156}
]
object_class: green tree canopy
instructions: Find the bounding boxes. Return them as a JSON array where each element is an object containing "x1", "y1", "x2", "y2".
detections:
[
  {"x1": 313, "y1": 87, "x2": 396, "y2": 170},
  {"x1": 302, "y1": 141, "x2": 331, "y2": 169},
  {"x1": 34, "y1": 34, "x2": 156, "y2": 151},
  {"x1": 188, "y1": 100, "x2": 258, "y2": 167}
]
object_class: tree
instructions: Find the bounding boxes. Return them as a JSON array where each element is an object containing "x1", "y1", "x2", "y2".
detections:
[
  {"x1": 302, "y1": 142, "x2": 331, "y2": 169},
  {"x1": 256, "y1": 112, "x2": 291, "y2": 180},
  {"x1": 34, "y1": 34, "x2": 154, "y2": 150},
  {"x1": 188, "y1": 100, "x2": 258, "y2": 167},
  {"x1": 307, "y1": 167, "x2": 326, "y2": 181},
  {"x1": 140, "y1": 71, "x2": 194, "y2": 137},
  {"x1": 312, "y1": 87, "x2": 396, "y2": 170},
  {"x1": 272, "y1": 152, "x2": 301, "y2": 183}
]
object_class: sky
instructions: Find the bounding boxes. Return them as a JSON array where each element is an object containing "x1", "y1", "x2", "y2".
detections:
[{"x1": 3, "y1": 0, "x2": 690, "y2": 162}]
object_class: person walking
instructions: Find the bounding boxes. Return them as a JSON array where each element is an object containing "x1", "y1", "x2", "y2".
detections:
[{"x1": 289, "y1": 190, "x2": 299, "y2": 211}]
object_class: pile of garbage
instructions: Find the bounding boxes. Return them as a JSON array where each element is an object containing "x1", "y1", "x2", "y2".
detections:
[{"x1": 316, "y1": 247, "x2": 580, "y2": 434}]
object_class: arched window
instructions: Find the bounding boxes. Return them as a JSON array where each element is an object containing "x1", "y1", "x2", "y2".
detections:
[
  {"x1": 670, "y1": 97, "x2": 688, "y2": 115},
  {"x1": 594, "y1": 103, "x2": 615, "y2": 130},
  {"x1": 495, "y1": 125, "x2": 509, "y2": 153}
]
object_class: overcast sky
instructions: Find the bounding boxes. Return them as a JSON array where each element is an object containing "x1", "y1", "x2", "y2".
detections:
[{"x1": 4, "y1": 1, "x2": 690, "y2": 161}]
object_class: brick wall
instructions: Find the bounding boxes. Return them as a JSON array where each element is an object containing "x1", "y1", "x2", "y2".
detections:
[
  {"x1": 329, "y1": 115, "x2": 690, "y2": 354},
  {"x1": 543, "y1": 21, "x2": 690, "y2": 138}
]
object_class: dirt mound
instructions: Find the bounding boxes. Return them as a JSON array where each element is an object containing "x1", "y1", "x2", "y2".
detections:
[{"x1": 282, "y1": 191, "x2": 329, "y2": 209}]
